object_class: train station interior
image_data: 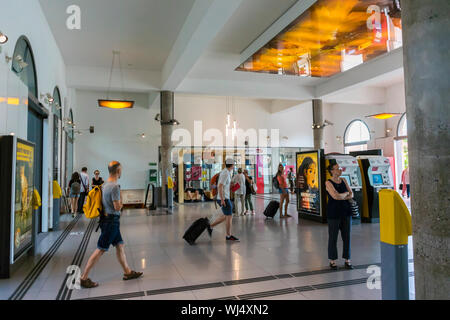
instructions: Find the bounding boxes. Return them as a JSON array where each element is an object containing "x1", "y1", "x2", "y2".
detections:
[{"x1": 0, "y1": 0, "x2": 448, "y2": 302}]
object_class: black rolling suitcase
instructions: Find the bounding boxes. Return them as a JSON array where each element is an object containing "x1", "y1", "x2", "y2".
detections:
[
  {"x1": 263, "y1": 200, "x2": 279, "y2": 219},
  {"x1": 183, "y1": 217, "x2": 210, "y2": 245}
]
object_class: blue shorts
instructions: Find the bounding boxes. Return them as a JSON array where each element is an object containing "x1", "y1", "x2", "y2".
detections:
[
  {"x1": 97, "y1": 216, "x2": 124, "y2": 251},
  {"x1": 70, "y1": 193, "x2": 80, "y2": 198},
  {"x1": 217, "y1": 199, "x2": 233, "y2": 216},
  {"x1": 278, "y1": 188, "x2": 289, "y2": 194}
]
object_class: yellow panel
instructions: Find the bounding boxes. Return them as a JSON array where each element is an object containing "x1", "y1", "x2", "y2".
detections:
[{"x1": 379, "y1": 189, "x2": 412, "y2": 245}]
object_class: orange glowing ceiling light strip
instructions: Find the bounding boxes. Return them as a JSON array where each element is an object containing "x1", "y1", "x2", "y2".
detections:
[
  {"x1": 98, "y1": 100, "x2": 134, "y2": 109},
  {"x1": 237, "y1": 0, "x2": 402, "y2": 78},
  {"x1": 366, "y1": 113, "x2": 402, "y2": 120}
]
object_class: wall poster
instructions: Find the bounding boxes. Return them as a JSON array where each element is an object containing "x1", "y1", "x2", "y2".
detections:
[
  {"x1": 296, "y1": 150, "x2": 325, "y2": 222},
  {"x1": 13, "y1": 140, "x2": 35, "y2": 259}
]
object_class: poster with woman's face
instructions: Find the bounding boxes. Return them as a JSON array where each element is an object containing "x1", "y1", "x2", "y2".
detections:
[
  {"x1": 296, "y1": 152, "x2": 320, "y2": 216},
  {"x1": 13, "y1": 141, "x2": 34, "y2": 259}
]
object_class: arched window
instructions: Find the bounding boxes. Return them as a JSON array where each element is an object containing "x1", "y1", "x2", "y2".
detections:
[
  {"x1": 397, "y1": 113, "x2": 407, "y2": 137},
  {"x1": 344, "y1": 120, "x2": 371, "y2": 154},
  {"x1": 12, "y1": 36, "x2": 38, "y2": 98},
  {"x1": 53, "y1": 87, "x2": 62, "y2": 180}
]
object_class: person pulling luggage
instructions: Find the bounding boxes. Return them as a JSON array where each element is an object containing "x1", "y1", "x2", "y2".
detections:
[{"x1": 208, "y1": 159, "x2": 240, "y2": 242}]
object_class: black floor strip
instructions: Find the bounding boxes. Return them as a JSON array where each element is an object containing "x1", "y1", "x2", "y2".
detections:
[
  {"x1": 82, "y1": 291, "x2": 145, "y2": 300},
  {"x1": 56, "y1": 218, "x2": 97, "y2": 300},
  {"x1": 8, "y1": 215, "x2": 81, "y2": 300},
  {"x1": 76, "y1": 261, "x2": 415, "y2": 301},
  {"x1": 79, "y1": 262, "x2": 380, "y2": 300}
]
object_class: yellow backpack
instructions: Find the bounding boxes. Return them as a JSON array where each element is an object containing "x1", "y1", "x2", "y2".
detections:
[{"x1": 83, "y1": 186, "x2": 103, "y2": 219}]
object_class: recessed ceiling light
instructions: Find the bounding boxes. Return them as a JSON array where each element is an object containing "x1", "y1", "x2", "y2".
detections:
[{"x1": 366, "y1": 113, "x2": 402, "y2": 120}]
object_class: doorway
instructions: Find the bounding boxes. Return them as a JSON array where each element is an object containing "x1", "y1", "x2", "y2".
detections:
[{"x1": 27, "y1": 101, "x2": 44, "y2": 233}]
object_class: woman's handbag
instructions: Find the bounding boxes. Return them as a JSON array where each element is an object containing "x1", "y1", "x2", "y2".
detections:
[
  {"x1": 251, "y1": 182, "x2": 257, "y2": 195},
  {"x1": 348, "y1": 199, "x2": 360, "y2": 218},
  {"x1": 231, "y1": 182, "x2": 240, "y2": 193}
]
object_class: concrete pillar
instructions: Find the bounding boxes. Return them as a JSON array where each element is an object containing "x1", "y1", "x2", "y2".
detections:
[
  {"x1": 312, "y1": 99, "x2": 324, "y2": 150},
  {"x1": 160, "y1": 91, "x2": 174, "y2": 207},
  {"x1": 401, "y1": 0, "x2": 450, "y2": 299}
]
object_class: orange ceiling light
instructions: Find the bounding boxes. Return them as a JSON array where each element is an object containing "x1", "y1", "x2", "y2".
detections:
[
  {"x1": 98, "y1": 99, "x2": 134, "y2": 109},
  {"x1": 98, "y1": 51, "x2": 135, "y2": 109},
  {"x1": 366, "y1": 113, "x2": 402, "y2": 120},
  {"x1": 237, "y1": 0, "x2": 402, "y2": 78}
]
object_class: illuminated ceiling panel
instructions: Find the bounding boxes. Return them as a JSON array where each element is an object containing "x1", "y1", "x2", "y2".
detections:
[{"x1": 236, "y1": 0, "x2": 402, "y2": 78}]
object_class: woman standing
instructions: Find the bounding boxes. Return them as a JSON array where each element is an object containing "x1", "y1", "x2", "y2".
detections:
[
  {"x1": 92, "y1": 170, "x2": 104, "y2": 188},
  {"x1": 325, "y1": 163, "x2": 354, "y2": 270},
  {"x1": 276, "y1": 164, "x2": 291, "y2": 218},
  {"x1": 68, "y1": 172, "x2": 81, "y2": 218},
  {"x1": 243, "y1": 170, "x2": 255, "y2": 215}
]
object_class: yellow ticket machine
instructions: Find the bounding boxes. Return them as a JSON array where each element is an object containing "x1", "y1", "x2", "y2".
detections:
[
  {"x1": 357, "y1": 156, "x2": 394, "y2": 223},
  {"x1": 325, "y1": 155, "x2": 362, "y2": 223}
]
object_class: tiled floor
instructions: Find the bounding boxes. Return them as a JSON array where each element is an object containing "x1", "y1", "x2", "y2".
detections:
[{"x1": 0, "y1": 195, "x2": 415, "y2": 300}]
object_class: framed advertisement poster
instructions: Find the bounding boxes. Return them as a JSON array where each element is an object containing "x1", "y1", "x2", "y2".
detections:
[
  {"x1": 296, "y1": 150, "x2": 326, "y2": 223},
  {"x1": 0, "y1": 136, "x2": 35, "y2": 278},
  {"x1": 13, "y1": 139, "x2": 35, "y2": 260}
]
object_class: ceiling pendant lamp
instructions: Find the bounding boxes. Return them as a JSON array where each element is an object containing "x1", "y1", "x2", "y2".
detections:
[
  {"x1": 366, "y1": 113, "x2": 402, "y2": 120},
  {"x1": 98, "y1": 50, "x2": 134, "y2": 109}
]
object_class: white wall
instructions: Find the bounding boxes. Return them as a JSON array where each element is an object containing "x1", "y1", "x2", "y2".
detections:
[
  {"x1": 174, "y1": 94, "x2": 313, "y2": 148},
  {"x1": 385, "y1": 82, "x2": 406, "y2": 136},
  {"x1": 0, "y1": 0, "x2": 69, "y2": 232},
  {"x1": 73, "y1": 92, "x2": 315, "y2": 189},
  {"x1": 323, "y1": 103, "x2": 387, "y2": 154},
  {"x1": 74, "y1": 90, "x2": 160, "y2": 190}
]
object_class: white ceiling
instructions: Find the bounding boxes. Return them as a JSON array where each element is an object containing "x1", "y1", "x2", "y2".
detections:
[
  {"x1": 38, "y1": 0, "x2": 404, "y2": 102},
  {"x1": 39, "y1": 0, "x2": 196, "y2": 70}
]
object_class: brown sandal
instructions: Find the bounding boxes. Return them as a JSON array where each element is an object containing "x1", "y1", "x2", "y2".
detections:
[
  {"x1": 80, "y1": 278, "x2": 99, "y2": 288},
  {"x1": 123, "y1": 270, "x2": 143, "y2": 281}
]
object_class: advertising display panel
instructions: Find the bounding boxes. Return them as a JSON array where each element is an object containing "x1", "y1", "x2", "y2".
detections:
[
  {"x1": 13, "y1": 140, "x2": 35, "y2": 259},
  {"x1": 296, "y1": 150, "x2": 326, "y2": 223},
  {"x1": 0, "y1": 136, "x2": 36, "y2": 278}
]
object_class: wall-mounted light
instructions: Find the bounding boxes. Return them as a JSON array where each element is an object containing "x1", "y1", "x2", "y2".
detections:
[
  {"x1": 312, "y1": 119, "x2": 334, "y2": 129},
  {"x1": 366, "y1": 113, "x2": 402, "y2": 120},
  {"x1": 140, "y1": 133, "x2": 146, "y2": 139},
  {"x1": 14, "y1": 55, "x2": 28, "y2": 70},
  {"x1": 40, "y1": 93, "x2": 54, "y2": 104},
  {"x1": 0, "y1": 31, "x2": 8, "y2": 44},
  {"x1": 161, "y1": 119, "x2": 180, "y2": 126}
]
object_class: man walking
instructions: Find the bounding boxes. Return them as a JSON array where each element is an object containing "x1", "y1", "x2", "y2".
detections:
[
  {"x1": 208, "y1": 159, "x2": 240, "y2": 242},
  {"x1": 78, "y1": 167, "x2": 90, "y2": 213},
  {"x1": 80, "y1": 161, "x2": 142, "y2": 288}
]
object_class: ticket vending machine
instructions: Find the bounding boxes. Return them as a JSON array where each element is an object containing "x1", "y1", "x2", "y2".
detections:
[
  {"x1": 325, "y1": 155, "x2": 362, "y2": 224},
  {"x1": 357, "y1": 156, "x2": 394, "y2": 223}
]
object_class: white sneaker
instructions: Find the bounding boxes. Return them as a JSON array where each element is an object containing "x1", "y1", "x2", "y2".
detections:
[{"x1": 252, "y1": 211, "x2": 255, "y2": 215}]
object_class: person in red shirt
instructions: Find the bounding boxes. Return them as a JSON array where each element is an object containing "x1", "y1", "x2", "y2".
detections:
[{"x1": 276, "y1": 163, "x2": 291, "y2": 218}]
